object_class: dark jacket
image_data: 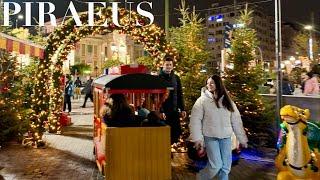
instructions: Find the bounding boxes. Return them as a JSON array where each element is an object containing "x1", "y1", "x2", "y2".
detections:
[
  {"x1": 282, "y1": 80, "x2": 294, "y2": 95},
  {"x1": 83, "y1": 79, "x2": 93, "y2": 95},
  {"x1": 74, "y1": 79, "x2": 82, "y2": 87},
  {"x1": 159, "y1": 69, "x2": 185, "y2": 113}
]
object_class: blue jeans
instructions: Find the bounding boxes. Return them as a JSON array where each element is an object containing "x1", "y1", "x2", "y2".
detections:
[{"x1": 198, "y1": 136, "x2": 232, "y2": 180}]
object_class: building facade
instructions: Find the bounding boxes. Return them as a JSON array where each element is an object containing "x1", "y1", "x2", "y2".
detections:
[
  {"x1": 205, "y1": 5, "x2": 275, "y2": 73},
  {"x1": 43, "y1": 19, "x2": 145, "y2": 76},
  {"x1": 72, "y1": 32, "x2": 144, "y2": 76}
]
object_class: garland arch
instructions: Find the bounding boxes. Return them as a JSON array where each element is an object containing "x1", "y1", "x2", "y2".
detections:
[{"x1": 31, "y1": 7, "x2": 179, "y2": 143}]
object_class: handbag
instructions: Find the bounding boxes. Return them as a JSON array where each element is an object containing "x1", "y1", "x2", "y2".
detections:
[{"x1": 186, "y1": 141, "x2": 207, "y2": 161}]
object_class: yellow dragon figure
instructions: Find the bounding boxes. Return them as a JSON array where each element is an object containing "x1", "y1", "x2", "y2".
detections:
[{"x1": 275, "y1": 105, "x2": 320, "y2": 180}]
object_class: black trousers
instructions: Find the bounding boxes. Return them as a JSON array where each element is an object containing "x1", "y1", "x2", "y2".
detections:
[
  {"x1": 164, "y1": 111, "x2": 182, "y2": 145},
  {"x1": 63, "y1": 95, "x2": 72, "y2": 112},
  {"x1": 82, "y1": 93, "x2": 93, "y2": 107}
]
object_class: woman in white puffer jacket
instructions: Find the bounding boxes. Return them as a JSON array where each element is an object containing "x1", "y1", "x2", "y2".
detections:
[{"x1": 189, "y1": 75, "x2": 248, "y2": 180}]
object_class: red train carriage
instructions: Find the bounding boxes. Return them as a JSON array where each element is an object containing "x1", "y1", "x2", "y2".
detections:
[{"x1": 93, "y1": 65, "x2": 172, "y2": 179}]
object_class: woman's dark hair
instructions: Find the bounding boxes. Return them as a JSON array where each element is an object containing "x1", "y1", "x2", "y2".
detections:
[
  {"x1": 208, "y1": 75, "x2": 234, "y2": 112},
  {"x1": 307, "y1": 72, "x2": 313, "y2": 78},
  {"x1": 109, "y1": 94, "x2": 134, "y2": 119}
]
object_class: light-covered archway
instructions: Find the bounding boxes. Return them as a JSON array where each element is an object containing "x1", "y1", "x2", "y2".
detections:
[{"x1": 30, "y1": 7, "x2": 178, "y2": 144}]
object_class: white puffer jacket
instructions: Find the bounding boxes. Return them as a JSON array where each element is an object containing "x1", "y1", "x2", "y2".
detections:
[{"x1": 189, "y1": 87, "x2": 248, "y2": 145}]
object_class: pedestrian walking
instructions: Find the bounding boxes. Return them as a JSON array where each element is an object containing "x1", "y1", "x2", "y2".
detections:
[
  {"x1": 63, "y1": 74, "x2": 74, "y2": 113},
  {"x1": 81, "y1": 76, "x2": 93, "y2": 108},
  {"x1": 189, "y1": 75, "x2": 248, "y2": 180},
  {"x1": 158, "y1": 56, "x2": 186, "y2": 145},
  {"x1": 74, "y1": 76, "x2": 82, "y2": 100}
]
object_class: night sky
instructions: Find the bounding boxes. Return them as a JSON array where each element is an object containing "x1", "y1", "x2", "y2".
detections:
[{"x1": 3, "y1": 0, "x2": 320, "y2": 29}]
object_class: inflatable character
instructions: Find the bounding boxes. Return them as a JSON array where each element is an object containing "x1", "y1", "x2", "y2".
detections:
[{"x1": 276, "y1": 105, "x2": 320, "y2": 180}]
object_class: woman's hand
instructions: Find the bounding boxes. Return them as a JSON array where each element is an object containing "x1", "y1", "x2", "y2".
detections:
[
  {"x1": 160, "y1": 113, "x2": 166, "y2": 120},
  {"x1": 194, "y1": 140, "x2": 203, "y2": 150},
  {"x1": 240, "y1": 142, "x2": 248, "y2": 149}
]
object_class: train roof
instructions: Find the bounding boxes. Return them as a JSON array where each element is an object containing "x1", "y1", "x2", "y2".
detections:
[{"x1": 93, "y1": 73, "x2": 173, "y2": 93}]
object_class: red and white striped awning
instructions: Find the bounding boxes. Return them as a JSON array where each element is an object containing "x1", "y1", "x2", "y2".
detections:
[{"x1": 0, "y1": 32, "x2": 45, "y2": 59}]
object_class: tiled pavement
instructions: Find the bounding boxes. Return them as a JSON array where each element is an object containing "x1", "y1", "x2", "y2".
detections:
[{"x1": 0, "y1": 98, "x2": 277, "y2": 180}]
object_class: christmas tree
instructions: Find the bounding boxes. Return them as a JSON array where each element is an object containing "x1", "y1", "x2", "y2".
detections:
[
  {"x1": 224, "y1": 8, "x2": 274, "y2": 146},
  {"x1": 0, "y1": 50, "x2": 23, "y2": 145},
  {"x1": 169, "y1": 0, "x2": 210, "y2": 151}
]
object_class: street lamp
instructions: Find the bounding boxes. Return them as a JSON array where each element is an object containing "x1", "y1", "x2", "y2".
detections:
[
  {"x1": 15, "y1": 14, "x2": 24, "y2": 28},
  {"x1": 304, "y1": 25, "x2": 313, "y2": 61}
]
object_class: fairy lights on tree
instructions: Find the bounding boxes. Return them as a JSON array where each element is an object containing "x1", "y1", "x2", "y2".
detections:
[
  {"x1": 0, "y1": 50, "x2": 23, "y2": 145},
  {"x1": 224, "y1": 8, "x2": 273, "y2": 146},
  {"x1": 168, "y1": 0, "x2": 210, "y2": 151}
]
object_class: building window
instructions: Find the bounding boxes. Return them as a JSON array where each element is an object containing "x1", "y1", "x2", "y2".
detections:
[
  {"x1": 104, "y1": 46, "x2": 108, "y2": 58},
  {"x1": 216, "y1": 30, "x2": 223, "y2": 35},
  {"x1": 208, "y1": 38, "x2": 216, "y2": 43},
  {"x1": 81, "y1": 44, "x2": 86, "y2": 56},
  {"x1": 223, "y1": 22, "x2": 229, "y2": 26},
  {"x1": 93, "y1": 45, "x2": 97, "y2": 57},
  {"x1": 87, "y1": 45, "x2": 93, "y2": 54}
]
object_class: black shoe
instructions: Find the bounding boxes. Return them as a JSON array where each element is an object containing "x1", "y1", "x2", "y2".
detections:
[{"x1": 81, "y1": 106, "x2": 85, "y2": 108}]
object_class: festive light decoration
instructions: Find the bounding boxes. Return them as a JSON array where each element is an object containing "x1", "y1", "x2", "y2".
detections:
[
  {"x1": 0, "y1": 49, "x2": 23, "y2": 145},
  {"x1": 43, "y1": 7, "x2": 178, "y2": 133},
  {"x1": 224, "y1": 9, "x2": 274, "y2": 146},
  {"x1": 167, "y1": 2, "x2": 210, "y2": 152},
  {"x1": 29, "y1": 52, "x2": 50, "y2": 145}
]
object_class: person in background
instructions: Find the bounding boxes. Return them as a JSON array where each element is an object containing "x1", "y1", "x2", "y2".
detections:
[
  {"x1": 74, "y1": 76, "x2": 82, "y2": 100},
  {"x1": 137, "y1": 98, "x2": 150, "y2": 118},
  {"x1": 159, "y1": 56, "x2": 186, "y2": 145},
  {"x1": 63, "y1": 74, "x2": 74, "y2": 113},
  {"x1": 141, "y1": 111, "x2": 166, "y2": 127},
  {"x1": 189, "y1": 75, "x2": 248, "y2": 180},
  {"x1": 102, "y1": 94, "x2": 136, "y2": 127},
  {"x1": 300, "y1": 72, "x2": 308, "y2": 93},
  {"x1": 282, "y1": 75, "x2": 295, "y2": 95},
  {"x1": 81, "y1": 76, "x2": 93, "y2": 108},
  {"x1": 304, "y1": 72, "x2": 319, "y2": 95}
]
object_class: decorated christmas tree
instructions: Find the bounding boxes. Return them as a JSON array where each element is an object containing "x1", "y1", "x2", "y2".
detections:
[
  {"x1": 0, "y1": 50, "x2": 23, "y2": 145},
  {"x1": 169, "y1": 0, "x2": 210, "y2": 150},
  {"x1": 224, "y1": 8, "x2": 274, "y2": 146}
]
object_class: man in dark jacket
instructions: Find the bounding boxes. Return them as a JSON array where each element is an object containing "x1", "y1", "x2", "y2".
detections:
[
  {"x1": 159, "y1": 56, "x2": 186, "y2": 145},
  {"x1": 81, "y1": 76, "x2": 93, "y2": 108}
]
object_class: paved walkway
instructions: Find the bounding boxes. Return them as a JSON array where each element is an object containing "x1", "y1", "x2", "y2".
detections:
[{"x1": 0, "y1": 98, "x2": 277, "y2": 180}]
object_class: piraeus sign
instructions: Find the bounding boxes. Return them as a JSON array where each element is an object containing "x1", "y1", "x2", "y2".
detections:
[{"x1": 1, "y1": 1, "x2": 154, "y2": 27}]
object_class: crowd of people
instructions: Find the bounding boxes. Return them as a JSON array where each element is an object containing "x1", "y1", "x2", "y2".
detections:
[
  {"x1": 265, "y1": 71, "x2": 319, "y2": 96},
  {"x1": 62, "y1": 75, "x2": 94, "y2": 113}
]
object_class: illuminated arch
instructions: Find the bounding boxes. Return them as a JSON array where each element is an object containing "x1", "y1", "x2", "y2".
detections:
[{"x1": 43, "y1": 7, "x2": 178, "y2": 133}]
